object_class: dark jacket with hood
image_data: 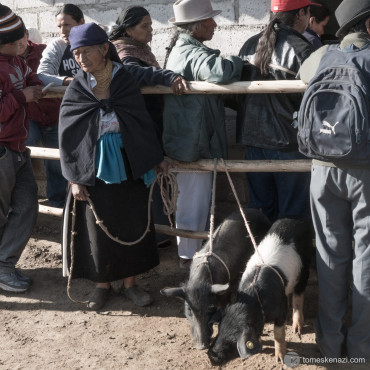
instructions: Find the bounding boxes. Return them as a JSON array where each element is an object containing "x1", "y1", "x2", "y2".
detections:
[
  {"x1": 59, "y1": 63, "x2": 164, "y2": 186},
  {"x1": 237, "y1": 24, "x2": 313, "y2": 151}
]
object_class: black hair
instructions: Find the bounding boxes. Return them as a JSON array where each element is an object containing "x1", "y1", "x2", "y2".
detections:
[
  {"x1": 56, "y1": 4, "x2": 84, "y2": 23},
  {"x1": 254, "y1": 7, "x2": 309, "y2": 76},
  {"x1": 108, "y1": 6, "x2": 149, "y2": 41},
  {"x1": 310, "y1": 3, "x2": 330, "y2": 24},
  {"x1": 347, "y1": 16, "x2": 370, "y2": 35}
]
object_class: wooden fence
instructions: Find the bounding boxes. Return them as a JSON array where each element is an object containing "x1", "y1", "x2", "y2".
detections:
[{"x1": 34, "y1": 80, "x2": 311, "y2": 239}]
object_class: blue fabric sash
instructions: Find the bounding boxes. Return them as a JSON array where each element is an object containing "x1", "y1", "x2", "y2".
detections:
[{"x1": 95, "y1": 132, "x2": 156, "y2": 187}]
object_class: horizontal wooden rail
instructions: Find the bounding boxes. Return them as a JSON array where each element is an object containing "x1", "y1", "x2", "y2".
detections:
[
  {"x1": 171, "y1": 159, "x2": 311, "y2": 172},
  {"x1": 44, "y1": 80, "x2": 307, "y2": 99},
  {"x1": 34, "y1": 148, "x2": 311, "y2": 239},
  {"x1": 39, "y1": 205, "x2": 209, "y2": 239},
  {"x1": 29, "y1": 146, "x2": 312, "y2": 172}
]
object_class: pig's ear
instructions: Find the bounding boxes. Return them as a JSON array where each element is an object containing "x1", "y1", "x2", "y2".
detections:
[
  {"x1": 160, "y1": 287, "x2": 185, "y2": 299},
  {"x1": 237, "y1": 331, "x2": 249, "y2": 360},
  {"x1": 210, "y1": 283, "x2": 229, "y2": 295}
]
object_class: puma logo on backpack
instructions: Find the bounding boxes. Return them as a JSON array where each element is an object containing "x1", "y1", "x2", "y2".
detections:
[
  {"x1": 298, "y1": 44, "x2": 370, "y2": 164},
  {"x1": 320, "y1": 120, "x2": 341, "y2": 135}
]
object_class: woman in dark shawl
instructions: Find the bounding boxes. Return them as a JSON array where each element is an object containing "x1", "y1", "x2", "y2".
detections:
[
  {"x1": 109, "y1": 6, "x2": 188, "y2": 248},
  {"x1": 59, "y1": 22, "x2": 169, "y2": 311}
]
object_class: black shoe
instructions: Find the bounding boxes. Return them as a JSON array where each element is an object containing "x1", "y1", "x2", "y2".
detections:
[
  {"x1": 15, "y1": 269, "x2": 33, "y2": 285},
  {"x1": 0, "y1": 271, "x2": 29, "y2": 293},
  {"x1": 87, "y1": 287, "x2": 111, "y2": 311},
  {"x1": 123, "y1": 285, "x2": 153, "y2": 307}
]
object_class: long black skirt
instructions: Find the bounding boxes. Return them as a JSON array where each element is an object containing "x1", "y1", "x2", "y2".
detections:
[{"x1": 65, "y1": 177, "x2": 159, "y2": 283}]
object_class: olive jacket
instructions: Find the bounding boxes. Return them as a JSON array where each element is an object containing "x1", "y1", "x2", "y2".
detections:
[{"x1": 163, "y1": 34, "x2": 243, "y2": 162}]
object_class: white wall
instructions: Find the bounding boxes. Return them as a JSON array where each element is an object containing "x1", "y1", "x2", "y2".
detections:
[{"x1": 7, "y1": 0, "x2": 269, "y2": 65}]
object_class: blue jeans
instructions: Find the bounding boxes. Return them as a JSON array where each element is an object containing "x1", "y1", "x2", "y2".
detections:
[
  {"x1": 26, "y1": 120, "x2": 67, "y2": 208},
  {"x1": 245, "y1": 146, "x2": 311, "y2": 222}
]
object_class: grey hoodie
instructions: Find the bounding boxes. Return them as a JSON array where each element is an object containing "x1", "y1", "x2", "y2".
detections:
[{"x1": 37, "y1": 38, "x2": 79, "y2": 86}]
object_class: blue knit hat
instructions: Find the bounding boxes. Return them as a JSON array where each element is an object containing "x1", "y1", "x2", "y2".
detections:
[
  {"x1": 69, "y1": 22, "x2": 108, "y2": 50},
  {"x1": 69, "y1": 22, "x2": 121, "y2": 62}
]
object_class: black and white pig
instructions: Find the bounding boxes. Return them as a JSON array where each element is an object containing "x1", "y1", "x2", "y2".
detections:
[
  {"x1": 208, "y1": 217, "x2": 312, "y2": 365},
  {"x1": 161, "y1": 208, "x2": 271, "y2": 350}
]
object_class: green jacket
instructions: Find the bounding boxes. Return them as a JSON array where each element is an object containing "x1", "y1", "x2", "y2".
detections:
[{"x1": 163, "y1": 34, "x2": 243, "y2": 162}]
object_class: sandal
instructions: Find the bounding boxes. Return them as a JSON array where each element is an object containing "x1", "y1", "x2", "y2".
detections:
[
  {"x1": 87, "y1": 287, "x2": 110, "y2": 311},
  {"x1": 123, "y1": 285, "x2": 153, "y2": 307}
]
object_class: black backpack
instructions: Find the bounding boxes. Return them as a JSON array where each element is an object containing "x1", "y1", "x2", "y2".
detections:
[{"x1": 298, "y1": 44, "x2": 370, "y2": 164}]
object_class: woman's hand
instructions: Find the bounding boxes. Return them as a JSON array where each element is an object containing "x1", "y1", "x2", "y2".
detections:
[
  {"x1": 71, "y1": 184, "x2": 90, "y2": 201},
  {"x1": 170, "y1": 76, "x2": 189, "y2": 95},
  {"x1": 22, "y1": 85, "x2": 44, "y2": 103},
  {"x1": 156, "y1": 160, "x2": 172, "y2": 176}
]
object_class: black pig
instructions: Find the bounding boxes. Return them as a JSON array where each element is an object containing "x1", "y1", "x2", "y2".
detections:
[
  {"x1": 161, "y1": 208, "x2": 270, "y2": 350},
  {"x1": 208, "y1": 217, "x2": 312, "y2": 364}
]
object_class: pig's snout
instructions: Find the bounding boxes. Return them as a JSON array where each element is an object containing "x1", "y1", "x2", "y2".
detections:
[
  {"x1": 207, "y1": 347, "x2": 226, "y2": 365},
  {"x1": 192, "y1": 330, "x2": 210, "y2": 350},
  {"x1": 190, "y1": 318, "x2": 212, "y2": 350},
  {"x1": 195, "y1": 342, "x2": 209, "y2": 350}
]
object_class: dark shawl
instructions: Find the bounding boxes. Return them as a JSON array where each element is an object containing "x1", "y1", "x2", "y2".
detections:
[{"x1": 59, "y1": 65, "x2": 164, "y2": 186}]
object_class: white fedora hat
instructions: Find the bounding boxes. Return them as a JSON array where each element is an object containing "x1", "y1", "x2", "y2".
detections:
[{"x1": 169, "y1": 0, "x2": 221, "y2": 25}]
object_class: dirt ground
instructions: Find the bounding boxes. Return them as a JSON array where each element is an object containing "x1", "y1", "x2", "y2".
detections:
[{"x1": 0, "y1": 212, "x2": 363, "y2": 370}]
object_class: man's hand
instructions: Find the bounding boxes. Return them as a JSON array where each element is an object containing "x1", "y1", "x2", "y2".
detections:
[{"x1": 170, "y1": 76, "x2": 189, "y2": 95}]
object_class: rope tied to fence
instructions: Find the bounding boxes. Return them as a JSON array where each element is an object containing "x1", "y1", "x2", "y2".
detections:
[
  {"x1": 220, "y1": 158, "x2": 286, "y2": 289},
  {"x1": 194, "y1": 159, "x2": 231, "y2": 284}
]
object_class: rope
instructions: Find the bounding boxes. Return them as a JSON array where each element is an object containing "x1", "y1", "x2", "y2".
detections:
[
  {"x1": 257, "y1": 263, "x2": 285, "y2": 287},
  {"x1": 66, "y1": 170, "x2": 179, "y2": 304},
  {"x1": 250, "y1": 266, "x2": 265, "y2": 318},
  {"x1": 67, "y1": 198, "x2": 88, "y2": 304},
  {"x1": 220, "y1": 158, "x2": 262, "y2": 260},
  {"x1": 157, "y1": 170, "x2": 178, "y2": 229},
  {"x1": 220, "y1": 158, "x2": 286, "y2": 289},
  {"x1": 193, "y1": 159, "x2": 231, "y2": 284},
  {"x1": 84, "y1": 170, "x2": 178, "y2": 246},
  {"x1": 209, "y1": 158, "x2": 218, "y2": 252}
]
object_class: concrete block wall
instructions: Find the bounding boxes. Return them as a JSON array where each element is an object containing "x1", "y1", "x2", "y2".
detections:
[{"x1": 7, "y1": 0, "x2": 270, "y2": 65}]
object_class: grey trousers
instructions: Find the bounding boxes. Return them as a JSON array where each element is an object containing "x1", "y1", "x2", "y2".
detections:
[
  {"x1": 0, "y1": 146, "x2": 38, "y2": 272},
  {"x1": 176, "y1": 172, "x2": 212, "y2": 259},
  {"x1": 311, "y1": 163, "x2": 370, "y2": 359}
]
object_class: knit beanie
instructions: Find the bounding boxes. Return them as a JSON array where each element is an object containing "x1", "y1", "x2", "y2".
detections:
[
  {"x1": 0, "y1": 5, "x2": 25, "y2": 45},
  {"x1": 69, "y1": 23, "x2": 121, "y2": 63}
]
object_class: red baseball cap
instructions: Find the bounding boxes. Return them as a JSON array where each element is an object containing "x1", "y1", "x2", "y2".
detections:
[{"x1": 271, "y1": 0, "x2": 321, "y2": 12}]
